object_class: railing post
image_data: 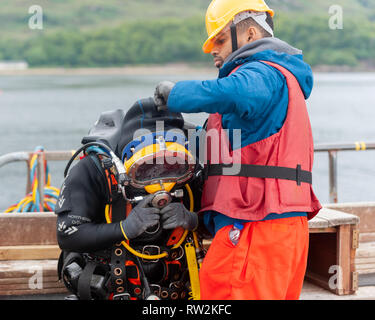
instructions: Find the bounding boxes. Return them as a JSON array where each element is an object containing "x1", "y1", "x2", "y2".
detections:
[{"x1": 328, "y1": 150, "x2": 338, "y2": 203}]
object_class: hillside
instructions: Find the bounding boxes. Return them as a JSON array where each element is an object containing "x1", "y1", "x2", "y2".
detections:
[
  {"x1": 0, "y1": 0, "x2": 374, "y2": 68},
  {"x1": 1, "y1": 0, "x2": 374, "y2": 38}
]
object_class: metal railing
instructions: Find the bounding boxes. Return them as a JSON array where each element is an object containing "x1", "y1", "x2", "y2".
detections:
[
  {"x1": 0, "y1": 151, "x2": 74, "y2": 207},
  {"x1": 315, "y1": 141, "x2": 375, "y2": 203},
  {"x1": 0, "y1": 142, "x2": 375, "y2": 208}
]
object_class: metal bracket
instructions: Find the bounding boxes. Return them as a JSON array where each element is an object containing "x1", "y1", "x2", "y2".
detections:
[
  {"x1": 352, "y1": 228, "x2": 359, "y2": 249},
  {"x1": 352, "y1": 271, "x2": 359, "y2": 292}
]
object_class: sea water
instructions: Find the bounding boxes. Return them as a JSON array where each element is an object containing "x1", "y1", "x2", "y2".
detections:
[{"x1": 0, "y1": 71, "x2": 375, "y2": 210}]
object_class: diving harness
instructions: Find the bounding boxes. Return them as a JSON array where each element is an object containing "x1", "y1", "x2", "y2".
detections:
[{"x1": 60, "y1": 138, "x2": 205, "y2": 300}]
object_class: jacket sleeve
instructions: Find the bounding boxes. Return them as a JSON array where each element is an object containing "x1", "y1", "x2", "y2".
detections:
[
  {"x1": 167, "y1": 62, "x2": 283, "y2": 121},
  {"x1": 55, "y1": 156, "x2": 125, "y2": 253}
]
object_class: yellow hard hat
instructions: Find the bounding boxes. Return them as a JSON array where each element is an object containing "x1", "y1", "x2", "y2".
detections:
[{"x1": 203, "y1": 0, "x2": 274, "y2": 53}]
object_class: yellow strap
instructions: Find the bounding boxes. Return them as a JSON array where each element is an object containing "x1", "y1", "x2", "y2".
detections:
[{"x1": 185, "y1": 242, "x2": 201, "y2": 300}]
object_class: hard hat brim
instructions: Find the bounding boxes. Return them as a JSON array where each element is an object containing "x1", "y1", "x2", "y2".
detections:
[{"x1": 202, "y1": 32, "x2": 221, "y2": 54}]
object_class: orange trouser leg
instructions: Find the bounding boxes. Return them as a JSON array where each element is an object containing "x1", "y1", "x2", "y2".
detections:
[{"x1": 199, "y1": 216, "x2": 309, "y2": 300}]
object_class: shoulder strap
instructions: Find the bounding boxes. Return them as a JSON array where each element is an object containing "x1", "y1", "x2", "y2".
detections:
[{"x1": 88, "y1": 153, "x2": 118, "y2": 204}]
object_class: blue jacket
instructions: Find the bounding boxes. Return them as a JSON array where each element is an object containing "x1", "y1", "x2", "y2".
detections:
[
  {"x1": 167, "y1": 43, "x2": 314, "y2": 235},
  {"x1": 168, "y1": 49, "x2": 313, "y2": 149}
]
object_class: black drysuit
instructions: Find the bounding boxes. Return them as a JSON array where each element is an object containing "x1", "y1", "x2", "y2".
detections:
[{"x1": 55, "y1": 155, "x2": 125, "y2": 253}]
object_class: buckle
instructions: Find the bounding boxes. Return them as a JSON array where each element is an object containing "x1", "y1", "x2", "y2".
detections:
[
  {"x1": 142, "y1": 245, "x2": 161, "y2": 263},
  {"x1": 296, "y1": 164, "x2": 302, "y2": 186},
  {"x1": 113, "y1": 293, "x2": 131, "y2": 300},
  {"x1": 149, "y1": 284, "x2": 161, "y2": 297}
]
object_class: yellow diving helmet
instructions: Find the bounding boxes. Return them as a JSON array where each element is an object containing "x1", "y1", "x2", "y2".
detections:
[{"x1": 122, "y1": 131, "x2": 196, "y2": 195}]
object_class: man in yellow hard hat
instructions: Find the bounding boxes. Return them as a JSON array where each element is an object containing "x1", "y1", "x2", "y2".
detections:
[{"x1": 154, "y1": 0, "x2": 321, "y2": 300}]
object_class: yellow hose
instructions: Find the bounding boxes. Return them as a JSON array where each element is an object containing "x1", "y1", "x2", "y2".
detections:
[{"x1": 105, "y1": 183, "x2": 194, "y2": 260}]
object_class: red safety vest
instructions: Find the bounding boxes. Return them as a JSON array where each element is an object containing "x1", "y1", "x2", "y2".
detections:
[{"x1": 200, "y1": 60, "x2": 322, "y2": 221}]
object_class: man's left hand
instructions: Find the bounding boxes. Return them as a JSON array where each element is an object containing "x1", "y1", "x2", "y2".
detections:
[
  {"x1": 160, "y1": 202, "x2": 198, "y2": 231},
  {"x1": 154, "y1": 81, "x2": 175, "y2": 111}
]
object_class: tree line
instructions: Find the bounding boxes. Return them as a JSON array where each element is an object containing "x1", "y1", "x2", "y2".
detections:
[{"x1": 0, "y1": 14, "x2": 374, "y2": 68}]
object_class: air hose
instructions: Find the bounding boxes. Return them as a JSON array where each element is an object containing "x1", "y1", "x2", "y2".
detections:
[{"x1": 5, "y1": 146, "x2": 60, "y2": 213}]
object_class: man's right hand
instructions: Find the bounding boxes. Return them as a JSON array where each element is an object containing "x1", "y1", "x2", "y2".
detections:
[
  {"x1": 154, "y1": 81, "x2": 175, "y2": 111},
  {"x1": 120, "y1": 195, "x2": 160, "y2": 240}
]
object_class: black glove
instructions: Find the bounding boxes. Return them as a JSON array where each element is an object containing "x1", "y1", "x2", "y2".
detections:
[
  {"x1": 154, "y1": 81, "x2": 175, "y2": 111},
  {"x1": 160, "y1": 202, "x2": 198, "y2": 231},
  {"x1": 121, "y1": 195, "x2": 160, "y2": 240}
]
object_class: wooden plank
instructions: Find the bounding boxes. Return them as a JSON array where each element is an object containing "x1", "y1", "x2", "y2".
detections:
[
  {"x1": 0, "y1": 268, "x2": 58, "y2": 279},
  {"x1": 301, "y1": 280, "x2": 375, "y2": 300},
  {"x1": 0, "y1": 287, "x2": 68, "y2": 296},
  {"x1": 360, "y1": 233, "x2": 375, "y2": 243},
  {"x1": 309, "y1": 227, "x2": 337, "y2": 234},
  {"x1": 316, "y1": 208, "x2": 360, "y2": 227},
  {"x1": 350, "y1": 226, "x2": 358, "y2": 292},
  {"x1": 356, "y1": 241, "x2": 375, "y2": 256},
  {"x1": 356, "y1": 250, "x2": 375, "y2": 258},
  {"x1": 0, "y1": 212, "x2": 57, "y2": 246},
  {"x1": 0, "y1": 245, "x2": 61, "y2": 261},
  {"x1": 0, "y1": 260, "x2": 59, "y2": 279},
  {"x1": 356, "y1": 264, "x2": 375, "y2": 270},
  {"x1": 357, "y1": 268, "x2": 375, "y2": 275},
  {"x1": 325, "y1": 202, "x2": 375, "y2": 234},
  {"x1": 355, "y1": 241, "x2": 375, "y2": 276},
  {"x1": 336, "y1": 224, "x2": 353, "y2": 295},
  {"x1": 0, "y1": 259, "x2": 67, "y2": 296},
  {"x1": 355, "y1": 257, "x2": 375, "y2": 264},
  {"x1": 308, "y1": 215, "x2": 330, "y2": 229},
  {"x1": 0, "y1": 276, "x2": 58, "y2": 285},
  {"x1": 0, "y1": 281, "x2": 64, "y2": 291}
]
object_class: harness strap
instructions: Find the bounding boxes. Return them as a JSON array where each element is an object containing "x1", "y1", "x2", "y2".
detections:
[
  {"x1": 205, "y1": 163, "x2": 312, "y2": 186},
  {"x1": 110, "y1": 244, "x2": 130, "y2": 300},
  {"x1": 59, "y1": 251, "x2": 85, "y2": 292},
  {"x1": 77, "y1": 261, "x2": 98, "y2": 300}
]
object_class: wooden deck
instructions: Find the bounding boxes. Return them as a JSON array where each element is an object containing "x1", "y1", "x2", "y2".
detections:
[
  {"x1": 301, "y1": 281, "x2": 375, "y2": 300},
  {"x1": 1, "y1": 203, "x2": 375, "y2": 300}
]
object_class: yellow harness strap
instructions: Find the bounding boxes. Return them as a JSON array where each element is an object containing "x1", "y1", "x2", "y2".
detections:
[{"x1": 185, "y1": 242, "x2": 201, "y2": 300}]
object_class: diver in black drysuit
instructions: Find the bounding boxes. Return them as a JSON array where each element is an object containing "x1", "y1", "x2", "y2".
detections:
[{"x1": 55, "y1": 98, "x2": 206, "y2": 300}]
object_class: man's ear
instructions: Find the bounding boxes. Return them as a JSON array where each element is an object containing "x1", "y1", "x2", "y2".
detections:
[{"x1": 247, "y1": 27, "x2": 258, "y2": 42}]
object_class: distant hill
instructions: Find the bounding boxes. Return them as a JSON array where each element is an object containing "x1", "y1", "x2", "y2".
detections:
[
  {"x1": 1, "y1": 0, "x2": 374, "y2": 38},
  {"x1": 0, "y1": 0, "x2": 374, "y2": 69}
]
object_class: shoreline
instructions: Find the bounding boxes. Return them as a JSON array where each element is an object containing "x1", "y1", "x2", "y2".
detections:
[
  {"x1": 0, "y1": 63, "x2": 218, "y2": 76},
  {"x1": 0, "y1": 62, "x2": 375, "y2": 76}
]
